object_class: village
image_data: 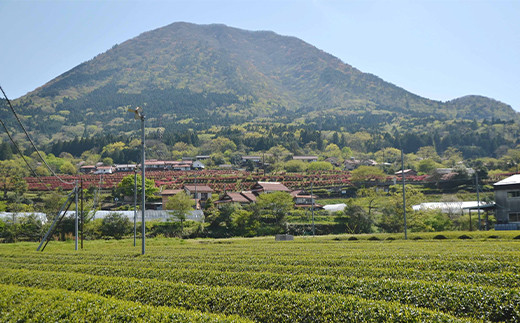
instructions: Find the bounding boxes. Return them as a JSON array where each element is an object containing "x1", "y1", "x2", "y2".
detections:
[{"x1": 2, "y1": 150, "x2": 516, "y2": 240}]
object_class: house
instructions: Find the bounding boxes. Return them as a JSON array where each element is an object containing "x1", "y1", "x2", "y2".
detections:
[
  {"x1": 160, "y1": 189, "x2": 183, "y2": 206},
  {"x1": 215, "y1": 191, "x2": 256, "y2": 205},
  {"x1": 292, "y1": 156, "x2": 318, "y2": 163},
  {"x1": 165, "y1": 161, "x2": 192, "y2": 171},
  {"x1": 251, "y1": 181, "x2": 291, "y2": 195},
  {"x1": 184, "y1": 184, "x2": 213, "y2": 201},
  {"x1": 325, "y1": 157, "x2": 341, "y2": 167},
  {"x1": 434, "y1": 167, "x2": 475, "y2": 176},
  {"x1": 493, "y1": 174, "x2": 520, "y2": 229},
  {"x1": 344, "y1": 158, "x2": 378, "y2": 170},
  {"x1": 93, "y1": 166, "x2": 113, "y2": 174},
  {"x1": 144, "y1": 160, "x2": 166, "y2": 170},
  {"x1": 291, "y1": 190, "x2": 322, "y2": 209},
  {"x1": 240, "y1": 191, "x2": 257, "y2": 203},
  {"x1": 115, "y1": 164, "x2": 137, "y2": 172},
  {"x1": 192, "y1": 160, "x2": 205, "y2": 170},
  {"x1": 80, "y1": 165, "x2": 96, "y2": 174},
  {"x1": 241, "y1": 156, "x2": 262, "y2": 164},
  {"x1": 395, "y1": 169, "x2": 417, "y2": 177}
]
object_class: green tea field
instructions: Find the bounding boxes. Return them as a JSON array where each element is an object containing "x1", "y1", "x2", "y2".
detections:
[{"x1": 0, "y1": 233, "x2": 519, "y2": 322}]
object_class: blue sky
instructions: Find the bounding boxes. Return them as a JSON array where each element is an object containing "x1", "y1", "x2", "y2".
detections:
[{"x1": 1, "y1": 0, "x2": 519, "y2": 111}]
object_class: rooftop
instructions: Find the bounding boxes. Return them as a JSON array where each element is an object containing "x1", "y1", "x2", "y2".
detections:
[
  {"x1": 184, "y1": 185, "x2": 213, "y2": 193},
  {"x1": 494, "y1": 174, "x2": 520, "y2": 186}
]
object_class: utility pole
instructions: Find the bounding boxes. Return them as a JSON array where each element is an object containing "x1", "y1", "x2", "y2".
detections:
[
  {"x1": 401, "y1": 149, "x2": 407, "y2": 240},
  {"x1": 133, "y1": 168, "x2": 137, "y2": 247},
  {"x1": 75, "y1": 181, "x2": 78, "y2": 251},
  {"x1": 128, "y1": 106, "x2": 146, "y2": 255},
  {"x1": 476, "y1": 171, "x2": 481, "y2": 230},
  {"x1": 140, "y1": 113, "x2": 146, "y2": 255},
  {"x1": 311, "y1": 181, "x2": 315, "y2": 236},
  {"x1": 80, "y1": 178, "x2": 84, "y2": 249}
]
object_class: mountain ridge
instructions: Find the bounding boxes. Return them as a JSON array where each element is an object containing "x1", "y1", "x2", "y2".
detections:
[{"x1": 6, "y1": 22, "x2": 518, "y2": 144}]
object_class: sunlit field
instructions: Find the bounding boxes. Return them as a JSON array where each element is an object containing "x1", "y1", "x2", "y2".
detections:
[{"x1": 1, "y1": 233, "x2": 519, "y2": 322}]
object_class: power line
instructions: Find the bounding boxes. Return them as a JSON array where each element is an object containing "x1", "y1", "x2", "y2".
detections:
[
  {"x1": 0, "y1": 114, "x2": 51, "y2": 191},
  {"x1": 0, "y1": 86, "x2": 74, "y2": 185},
  {"x1": 0, "y1": 90, "x2": 50, "y2": 190}
]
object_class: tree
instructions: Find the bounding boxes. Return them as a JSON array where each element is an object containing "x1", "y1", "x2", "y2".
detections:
[
  {"x1": 231, "y1": 209, "x2": 259, "y2": 237},
  {"x1": 324, "y1": 143, "x2": 342, "y2": 159},
  {"x1": 206, "y1": 202, "x2": 234, "y2": 237},
  {"x1": 164, "y1": 191, "x2": 193, "y2": 234},
  {"x1": 18, "y1": 214, "x2": 43, "y2": 241},
  {"x1": 443, "y1": 147, "x2": 463, "y2": 167},
  {"x1": 41, "y1": 190, "x2": 67, "y2": 221},
  {"x1": 350, "y1": 166, "x2": 386, "y2": 182},
  {"x1": 116, "y1": 174, "x2": 158, "y2": 199},
  {"x1": 378, "y1": 185, "x2": 425, "y2": 233},
  {"x1": 417, "y1": 159, "x2": 441, "y2": 174},
  {"x1": 266, "y1": 145, "x2": 291, "y2": 164},
  {"x1": 307, "y1": 161, "x2": 333, "y2": 171},
  {"x1": 0, "y1": 159, "x2": 29, "y2": 199},
  {"x1": 374, "y1": 148, "x2": 401, "y2": 164},
  {"x1": 503, "y1": 148, "x2": 520, "y2": 172},
  {"x1": 341, "y1": 146, "x2": 353, "y2": 159},
  {"x1": 336, "y1": 205, "x2": 373, "y2": 234},
  {"x1": 408, "y1": 210, "x2": 452, "y2": 232},
  {"x1": 101, "y1": 212, "x2": 131, "y2": 239},
  {"x1": 284, "y1": 160, "x2": 307, "y2": 172},
  {"x1": 357, "y1": 187, "x2": 384, "y2": 216},
  {"x1": 35, "y1": 165, "x2": 51, "y2": 176},
  {"x1": 59, "y1": 161, "x2": 77, "y2": 175},
  {"x1": 256, "y1": 191, "x2": 294, "y2": 228},
  {"x1": 417, "y1": 146, "x2": 441, "y2": 162},
  {"x1": 0, "y1": 142, "x2": 13, "y2": 160},
  {"x1": 102, "y1": 142, "x2": 127, "y2": 156},
  {"x1": 102, "y1": 157, "x2": 114, "y2": 166}
]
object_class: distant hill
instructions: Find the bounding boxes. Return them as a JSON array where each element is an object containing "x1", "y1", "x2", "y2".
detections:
[{"x1": 6, "y1": 22, "x2": 518, "y2": 143}]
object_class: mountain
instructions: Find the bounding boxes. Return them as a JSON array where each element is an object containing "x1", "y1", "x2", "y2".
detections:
[{"x1": 6, "y1": 22, "x2": 518, "y2": 144}]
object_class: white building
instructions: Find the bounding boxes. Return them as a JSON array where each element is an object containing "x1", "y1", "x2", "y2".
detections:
[{"x1": 412, "y1": 201, "x2": 487, "y2": 214}]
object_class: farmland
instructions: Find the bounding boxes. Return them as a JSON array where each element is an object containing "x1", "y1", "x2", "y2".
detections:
[{"x1": 0, "y1": 234, "x2": 519, "y2": 322}]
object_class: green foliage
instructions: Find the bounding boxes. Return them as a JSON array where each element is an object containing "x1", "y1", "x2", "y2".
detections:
[
  {"x1": 41, "y1": 190, "x2": 67, "y2": 221},
  {"x1": 0, "y1": 284, "x2": 247, "y2": 322},
  {"x1": 83, "y1": 218, "x2": 103, "y2": 240},
  {"x1": 59, "y1": 160, "x2": 77, "y2": 174},
  {"x1": 0, "y1": 268, "x2": 468, "y2": 322},
  {"x1": 378, "y1": 185, "x2": 425, "y2": 233},
  {"x1": 17, "y1": 214, "x2": 43, "y2": 241},
  {"x1": 165, "y1": 191, "x2": 193, "y2": 234},
  {"x1": 1, "y1": 238, "x2": 520, "y2": 321},
  {"x1": 3, "y1": 23, "x2": 517, "y2": 168},
  {"x1": 116, "y1": 174, "x2": 158, "y2": 199},
  {"x1": 101, "y1": 212, "x2": 131, "y2": 239},
  {"x1": 230, "y1": 209, "x2": 259, "y2": 237},
  {"x1": 283, "y1": 160, "x2": 307, "y2": 172},
  {"x1": 409, "y1": 210, "x2": 452, "y2": 232},
  {"x1": 256, "y1": 192, "x2": 294, "y2": 228},
  {"x1": 0, "y1": 214, "x2": 42, "y2": 243},
  {"x1": 417, "y1": 158, "x2": 442, "y2": 174},
  {"x1": 337, "y1": 205, "x2": 374, "y2": 234},
  {"x1": 150, "y1": 221, "x2": 182, "y2": 238},
  {"x1": 350, "y1": 166, "x2": 386, "y2": 182},
  {"x1": 102, "y1": 157, "x2": 114, "y2": 166},
  {"x1": 307, "y1": 161, "x2": 333, "y2": 171}
]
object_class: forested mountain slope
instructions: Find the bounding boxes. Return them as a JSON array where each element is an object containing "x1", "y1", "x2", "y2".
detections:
[{"x1": 3, "y1": 22, "x2": 515, "y2": 143}]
